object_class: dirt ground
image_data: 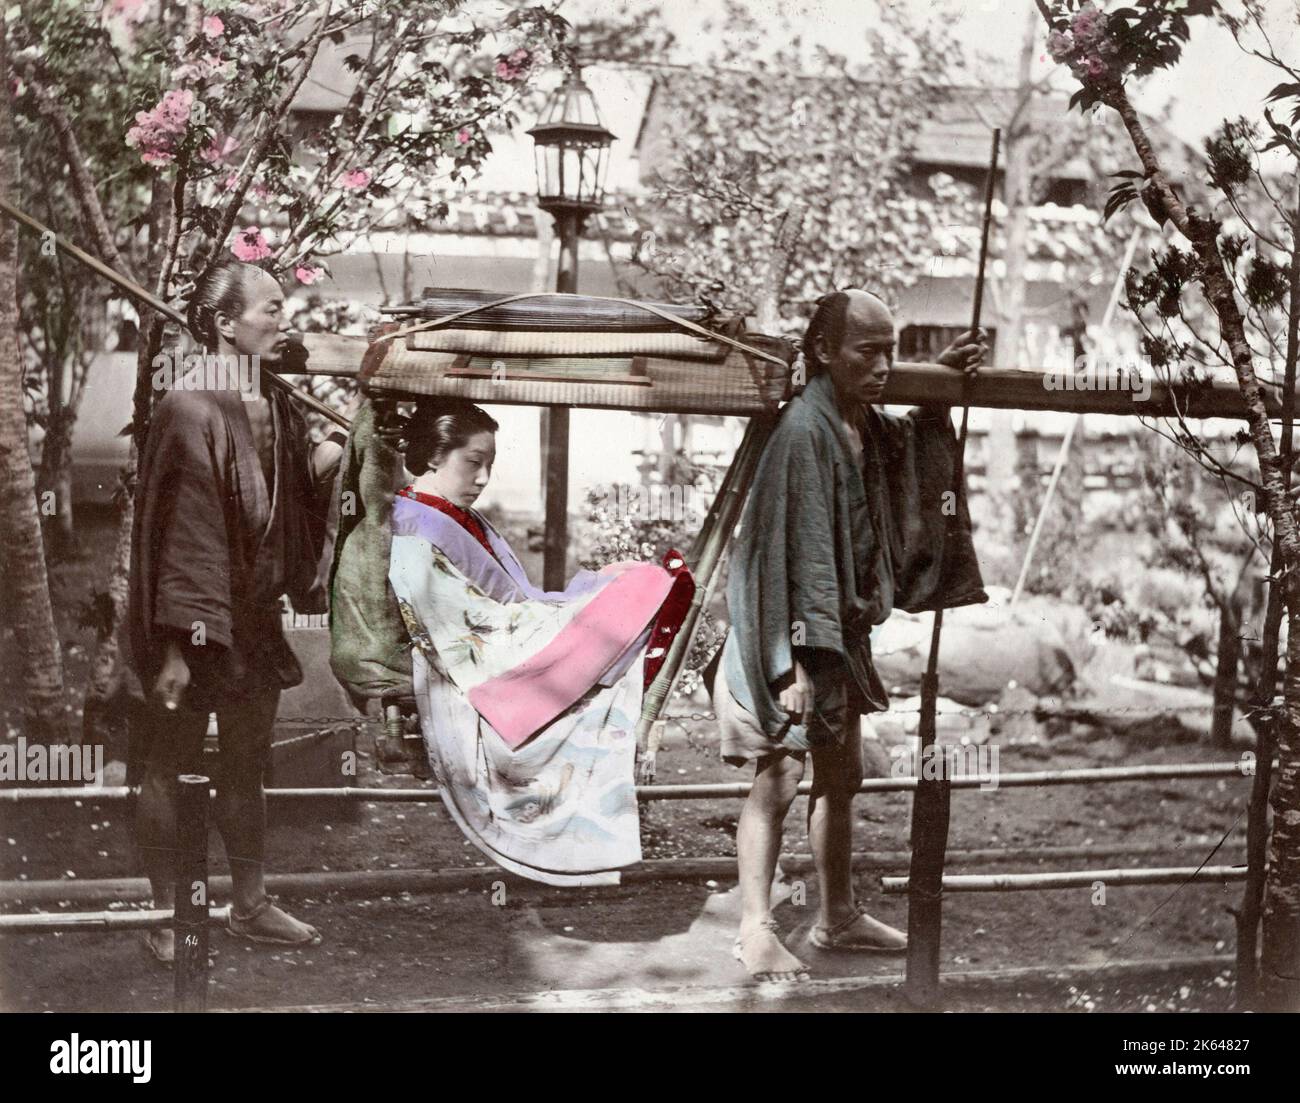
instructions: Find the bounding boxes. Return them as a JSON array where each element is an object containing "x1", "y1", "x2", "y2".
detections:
[{"x1": 0, "y1": 510, "x2": 1256, "y2": 1013}]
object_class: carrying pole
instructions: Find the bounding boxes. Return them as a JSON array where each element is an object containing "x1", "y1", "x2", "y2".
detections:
[
  {"x1": 0, "y1": 196, "x2": 350, "y2": 429},
  {"x1": 904, "y1": 128, "x2": 1000, "y2": 1010},
  {"x1": 633, "y1": 413, "x2": 777, "y2": 781}
]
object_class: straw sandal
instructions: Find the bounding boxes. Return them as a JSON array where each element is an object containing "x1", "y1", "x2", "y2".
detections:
[
  {"x1": 226, "y1": 898, "x2": 322, "y2": 947},
  {"x1": 142, "y1": 929, "x2": 173, "y2": 967},
  {"x1": 732, "y1": 916, "x2": 810, "y2": 982},
  {"x1": 809, "y1": 904, "x2": 907, "y2": 952}
]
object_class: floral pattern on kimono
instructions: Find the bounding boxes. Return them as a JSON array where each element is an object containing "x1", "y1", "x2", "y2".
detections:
[{"x1": 389, "y1": 497, "x2": 669, "y2": 885}]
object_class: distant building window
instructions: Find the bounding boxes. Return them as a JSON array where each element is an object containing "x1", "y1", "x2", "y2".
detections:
[
  {"x1": 1042, "y1": 177, "x2": 1088, "y2": 207},
  {"x1": 290, "y1": 109, "x2": 338, "y2": 145},
  {"x1": 915, "y1": 164, "x2": 1000, "y2": 192},
  {"x1": 898, "y1": 325, "x2": 996, "y2": 362}
]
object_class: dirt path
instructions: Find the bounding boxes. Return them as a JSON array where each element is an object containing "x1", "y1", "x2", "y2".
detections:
[{"x1": 0, "y1": 512, "x2": 1254, "y2": 1012}]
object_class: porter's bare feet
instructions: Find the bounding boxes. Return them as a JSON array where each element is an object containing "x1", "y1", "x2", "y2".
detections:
[
  {"x1": 810, "y1": 905, "x2": 907, "y2": 952},
  {"x1": 143, "y1": 927, "x2": 174, "y2": 965},
  {"x1": 228, "y1": 899, "x2": 321, "y2": 946},
  {"x1": 733, "y1": 917, "x2": 809, "y2": 981}
]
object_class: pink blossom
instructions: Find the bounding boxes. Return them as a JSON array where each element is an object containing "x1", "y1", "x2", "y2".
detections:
[
  {"x1": 222, "y1": 171, "x2": 240, "y2": 191},
  {"x1": 1084, "y1": 54, "x2": 1109, "y2": 79},
  {"x1": 1046, "y1": 30, "x2": 1073, "y2": 62},
  {"x1": 1071, "y1": 6, "x2": 1107, "y2": 47},
  {"x1": 495, "y1": 50, "x2": 531, "y2": 81},
  {"x1": 202, "y1": 15, "x2": 224, "y2": 38},
  {"x1": 158, "y1": 88, "x2": 195, "y2": 128},
  {"x1": 456, "y1": 128, "x2": 471, "y2": 145},
  {"x1": 125, "y1": 88, "x2": 195, "y2": 166},
  {"x1": 231, "y1": 227, "x2": 271, "y2": 262},
  {"x1": 295, "y1": 265, "x2": 325, "y2": 285},
  {"x1": 339, "y1": 168, "x2": 371, "y2": 190}
]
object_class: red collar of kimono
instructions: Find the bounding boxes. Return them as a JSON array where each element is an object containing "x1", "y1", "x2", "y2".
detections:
[{"x1": 398, "y1": 487, "x2": 496, "y2": 560}]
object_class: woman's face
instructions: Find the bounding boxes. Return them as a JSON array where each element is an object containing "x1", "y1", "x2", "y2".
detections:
[{"x1": 427, "y1": 430, "x2": 496, "y2": 508}]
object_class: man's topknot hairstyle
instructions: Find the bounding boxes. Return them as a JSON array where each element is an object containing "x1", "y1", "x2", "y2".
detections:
[
  {"x1": 802, "y1": 290, "x2": 851, "y2": 377},
  {"x1": 187, "y1": 259, "x2": 262, "y2": 352}
]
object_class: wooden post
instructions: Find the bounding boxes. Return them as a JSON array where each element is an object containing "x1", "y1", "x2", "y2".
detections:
[
  {"x1": 1211, "y1": 597, "x2": 1242, "y2": 748},
  {"x1": 542, "y1": 406, "x2": 570, "y2": 591},
  {"x1": 905, "y1": 128, "x2": 1001, "y2": 1010},
  {"x1": 541, "y1": 209, "x2": 584, "y2": 592},
  {"x1": 904, "y1": 671, "x2": 952, "y2": 1008},
  {"x1": 173, "y1": 774, "x2": 210, "y2": 1013}
]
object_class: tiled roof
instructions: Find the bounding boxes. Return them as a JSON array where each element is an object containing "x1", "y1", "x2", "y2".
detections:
[
  {"x1": 371, "y1": 189, "x2": 644, "y2": 240},
  {"x1": 909, "y1": 87, "x2": 1103, "y2": 176},
  {"x1": 636, "y1": 79, "x2": 1201, "y2": 182},
  {"x1": 365, "y1": 187, "x2": 1114, "y2": 268}
]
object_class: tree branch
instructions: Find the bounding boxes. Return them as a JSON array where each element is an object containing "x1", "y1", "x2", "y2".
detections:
[
  {"x1": 26, "y1": 79, "x2": 136, "y2": 285},
  {"x1": 211, "y1": 3, "x2": 335, "y2": 255}
]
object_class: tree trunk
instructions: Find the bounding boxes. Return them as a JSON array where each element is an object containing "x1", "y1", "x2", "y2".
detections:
[
  {"x1": 1211, "y1": 595, "x2": 1242, "y2": 749},
  {"x1": 80, "y1": 203, "x2": 169, "y2": 735},
  {"x1": 1263, "y1": 614, "x2": 1300, "y2": 1010},
  {"x1": 80, "y1": 457, "x2": 135, "y2": 747},
  {"x1": 0, "y1": 10, "x2": 66, "y2": 736},
  {"x1": 1087, "y1": 66, "x2": 1300, "y2": 1013},
  {"x1": 37, "y1": 406, "x2": 77, "y2": 558}
]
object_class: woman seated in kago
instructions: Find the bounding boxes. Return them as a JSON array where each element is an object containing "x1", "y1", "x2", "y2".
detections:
[{"x1": 387, "y1": 400, "x2": 693, "y2": 885}]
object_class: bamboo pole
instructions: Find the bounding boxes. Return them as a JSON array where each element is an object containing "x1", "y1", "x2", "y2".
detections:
[
  {"x1": 906, "y1": 128, "x2": 1001, "y2": 1011},
  {"x1": 631, "y1": 413, "x2": 777, "y2": 781},
  {"x1": 0, "y1": 908, "x2": 231, "y2": 933},
  {"x1": 313, "y1": 344, "x2": 1283, "y2": 419},
  {"x1": 0, "y1": 845, "x2": 1250, "y2": 909},
  {"x1": 0, "y1": 759, "x2": 1255, "y2": 804},
  {"x1": 882, "y1": 865, "x2": 1248, "y2": 893},
  {"x1": 0, "y1": 196, "x2": 350, "y2": 429}
]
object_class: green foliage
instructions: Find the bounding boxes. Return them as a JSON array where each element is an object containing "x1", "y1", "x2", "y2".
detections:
[
  {"x1": 1104, "y1": 168, "x2": 1143, "y2": 222},
  {"x1": 632, "y1": 0, "x2": 971, "y2": 333},
  {"x1": 8, "y1": 0, "x2": 574, "y2": 289},
  {"x1": 1097, "y1": 431, "x2": 1265, "y2": 677},
  {"x1": 1125, "y1": 244, "x2": 1200, "y2": 319},
  {"x1": 1244, "y1": 255, "x2": 1289, "y2": 311},
  {"x1": 1205, "y1": 118, "x2": 1256, "y2": 197}
]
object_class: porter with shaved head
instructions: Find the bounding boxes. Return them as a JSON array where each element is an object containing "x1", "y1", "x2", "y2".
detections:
[
  {"x1": 709, "y1": 289, "x2": 988, "y2": 980},
  {"x1": 128, "y1": 260, "x2": 350, "y2": 962}
]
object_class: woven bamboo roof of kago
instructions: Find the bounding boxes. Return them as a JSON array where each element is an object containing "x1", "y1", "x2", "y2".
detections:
[
  {"x1": 358, "y1": 290, "x2": 798, "y2": 415},
  {"x1": 331, "y1": 290, "x2": 1273, "y2": 422},
  {"x1": 359, "y1": 336, "x2": 796, "y2": 415}
]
